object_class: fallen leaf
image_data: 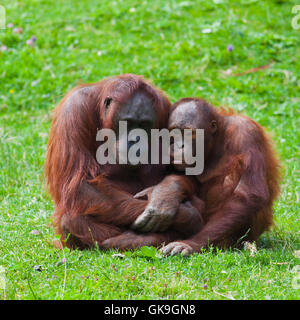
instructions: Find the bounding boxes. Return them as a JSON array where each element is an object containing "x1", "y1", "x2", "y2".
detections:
[
  {"x1": 30, "y1": 230, "x2": 41, "y2": 235},
  {"x1": 65, "y1": 26, "x2": 75, "y2": 32},
  {"x1": 244, "y1": 241, "x2": 257, "y2": 256},
  {"x1": 221, "y1": 68, "x2": 233, "y2": 76},
  {"x1": 294, "y1": 250, "x2": 300, "y2": 258},
  {"x1": 140, "y1": 246, "x2": 157, "y2": 259},
  {"x1": 112, "y1": 253, "x2": 125, "y2": 259}
]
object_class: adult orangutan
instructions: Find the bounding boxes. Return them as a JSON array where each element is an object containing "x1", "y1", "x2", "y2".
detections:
[
  {"x1": 45, "y1": 74, "x2": 204, "y2": 250},
  {"x1": 104, "y1": 97, "x2": 281, "y2": 255}
]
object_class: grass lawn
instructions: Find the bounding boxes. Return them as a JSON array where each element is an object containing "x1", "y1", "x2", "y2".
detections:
[{"x1": 0, "y1": 0, "x2": 299, "y2": 300}]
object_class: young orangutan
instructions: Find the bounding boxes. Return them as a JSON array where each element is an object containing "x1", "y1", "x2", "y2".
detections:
[{"x1": 104, "y1": 98, "x2": 281, "y2": 255}]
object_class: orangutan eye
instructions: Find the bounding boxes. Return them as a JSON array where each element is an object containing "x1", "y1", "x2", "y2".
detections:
[
  {"x1": 104, "y1": 96, "x2": 112, "y2": 109},
  {"x1": 211, "y1": 120, "x2": 217, "y2": 133}
]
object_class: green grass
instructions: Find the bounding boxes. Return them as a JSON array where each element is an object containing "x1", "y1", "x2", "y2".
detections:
[{"x1": 0, "y1": 0, "x2": 299, "y2": 300}]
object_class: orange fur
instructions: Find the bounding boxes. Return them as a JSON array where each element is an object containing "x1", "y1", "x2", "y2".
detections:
[
  {"x1": 166, "y1": 98, "x2": 282, "y2": 251},
  {"x1": 45, "y1": 75, "x2": 203, "y2": 249}
]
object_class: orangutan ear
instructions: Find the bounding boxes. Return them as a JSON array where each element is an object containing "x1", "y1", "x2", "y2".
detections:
[
  {"x1": 211, "y1": 120, "x2": 217, "y2": 134},
  {"x1": 104, "y1": 96, "x2": 112, "y2": 109}
]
